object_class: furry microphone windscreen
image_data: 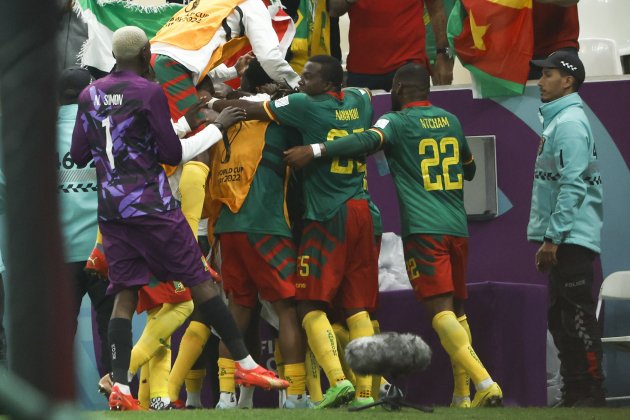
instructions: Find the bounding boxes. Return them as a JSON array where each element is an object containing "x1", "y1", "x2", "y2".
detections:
[{"x1": 345, "y1": 333, "x2": 432, "y2": 376}]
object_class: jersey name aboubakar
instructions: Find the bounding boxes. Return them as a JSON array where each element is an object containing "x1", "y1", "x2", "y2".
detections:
[
  {"x1": 265, "y1": 88, "x2": 374, "y2": 221},
  {"x1": 373, "y1": 105, "x2": 472, "y2": 238}
]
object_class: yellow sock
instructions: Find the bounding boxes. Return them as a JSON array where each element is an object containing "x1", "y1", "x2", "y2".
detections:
[
  {"x1": 284, "y1": 363, "x2": 306, "y2": 396},
  {"x1": 452, "y1": 315, "x2": 472, "y2": 397},
  {"x1": 370, "y1": 320, "x2": 382, "y2": 400},
  {"x1": 184, "y1": 369, "x2": 206, "y2": 394},
  {"x1": 302, "y1": 310, "x2": 345, "y2": 385},
  {"x1": 138, "y1": 365, "x2": 150, "y2": 409},
  {"x1": 168, "y1": 321, "x2": 211, "y2": 401},
  {"x1": 432, "y1": 311, "x2": 491, "y2": 387},
  {"x1": 218, "y1": 357, "x2": 236, "y2": 393},
  {"x1": 274, "y1": 340, "x2": 285, "y2": 378},
  {"x1": 130, "y1": 301, "x2": 194, "y2": 375},
  {"x1": 149, "y1": 341, "x2": 172, "y2": 400},
  {"x1": 305, "y1": 347, "x2": 323, "y2": 403},
  {"x1": 347, "y1": 311, "x2": 375, "y2": 399},
  {"x1": 332, "y1": 323, "x2": 355, "y2": 385},
  {"x1": 179, "y1": 161, "x2": 209, "y2": 240}
]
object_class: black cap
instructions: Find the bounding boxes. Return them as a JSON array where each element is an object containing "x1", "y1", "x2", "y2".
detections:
[
  {"x1": 59, "y1": 66, "x2": 92, "y2": 100},
  {"x1": 531, "y1": 51, "x2": 585, "y2": 84}
]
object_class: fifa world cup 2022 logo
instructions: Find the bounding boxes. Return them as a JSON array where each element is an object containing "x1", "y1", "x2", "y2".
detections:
[{"x1": 184, "y1": 0, "x2": 200, "y2": 12}]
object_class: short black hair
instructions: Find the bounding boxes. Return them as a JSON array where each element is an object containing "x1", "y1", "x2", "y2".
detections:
[
  {"x1": 394, "y1": 63, "x2": 430, "y2": 92},
  {"x1": 308, "y1": 55, "x2": 344, "y2": 91},
  {"x1": 558, "y1": 68, "x2": 583, "y2": 92},
  {"x1": 58, "y1": 66, "x2": 92, "y2": 103},
  {"x1": 241, "y1": 59, "x2": 274, "y2": 92}
]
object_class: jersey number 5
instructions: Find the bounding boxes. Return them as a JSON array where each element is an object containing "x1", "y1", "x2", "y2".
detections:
[
  {"x1": 419, "y1": 137, "x2": 462, "y2": 191},
  {"x1": 327, "y1": 128, "x2": 366, "y2": 174}
]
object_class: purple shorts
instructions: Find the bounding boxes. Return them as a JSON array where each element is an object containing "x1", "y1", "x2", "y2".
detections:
[{"x1": 100, "y1": 209, "x2": 210, "y2": 295}]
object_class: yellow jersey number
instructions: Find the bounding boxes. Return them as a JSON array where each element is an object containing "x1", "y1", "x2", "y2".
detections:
[
  {"x1": 298, "y1": 255, "x2": 310, "y2": 277},
  {"x1": 419, "y1": 137, "x2": 463, "y2": 191},
  {"x1": 326, "y1": 128, "x2": 366, "y2": 174}
]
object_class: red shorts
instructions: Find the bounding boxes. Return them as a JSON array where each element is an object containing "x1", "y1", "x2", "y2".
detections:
[
  {"x1": 403, "y1": 234, "x2": 469, "y2": 300},
  {"x1": 220, "y1": 232, "x2": 297, "y2": 308},
  {"x1": 136, "y1": 280, "x2": 192, "y2": 314},
  {"x1": 296, "y1": 199, "x2": 379, "y2": 311}
]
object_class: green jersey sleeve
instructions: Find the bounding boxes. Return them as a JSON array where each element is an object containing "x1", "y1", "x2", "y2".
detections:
[{"x1": 265, "y1": 93, "x2": 310, "y2": 128}]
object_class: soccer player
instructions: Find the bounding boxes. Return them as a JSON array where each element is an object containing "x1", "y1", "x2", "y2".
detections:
[
  {"x1": 212, "y1": 55, "x2": 380, "y2": 408},
  {"x1": 207, "y1": 59, "x2": 307, "y2": 409},
  {"x1": 149, "y1": 0, "x2": 300, "y2": 257},
  {"x1": 283, "y1": 63, "x2": 503, "y2": 408},
  {"x1": 70, "y1": 26, "x2": 287, "y2": 411}
]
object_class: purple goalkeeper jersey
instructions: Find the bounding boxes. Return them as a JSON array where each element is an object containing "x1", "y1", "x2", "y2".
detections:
[{"x1": 71, "y1": 70, "x2": 182, "y2": 221}]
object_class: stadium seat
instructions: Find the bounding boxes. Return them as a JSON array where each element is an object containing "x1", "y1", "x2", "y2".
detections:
[
  {"x1": 579, "y1": 38, "x2": 623, "y2": 77},
  {"x1": 578, "y1": 0, "x2": 630, "y2": 57},
  {"x1": 595, "y1": 271, "x2": 630, "y2": 402}
]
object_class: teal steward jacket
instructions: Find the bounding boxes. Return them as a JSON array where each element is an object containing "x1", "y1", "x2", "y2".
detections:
[{"x1": 527, "y1": 92, "x2": 603, "y2": 253}]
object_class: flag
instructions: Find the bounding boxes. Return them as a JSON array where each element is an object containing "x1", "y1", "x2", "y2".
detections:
[
  {"x1": 222, "y1": 0, "x2": 296, "y2": 88},
  {"x1": 448, "y1": 0, "x2": 533, "y2": 98},
  {"x1": 74, "y1": 0, "x2": 182, "y2": 73},
  {"x1": 74, "y1": 0, "x2": 295, "y2": 82}
]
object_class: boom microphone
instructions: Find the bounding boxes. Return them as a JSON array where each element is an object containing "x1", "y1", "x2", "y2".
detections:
[{"x1": 344, "y1": 332, "x2": 432, "y2": 376}]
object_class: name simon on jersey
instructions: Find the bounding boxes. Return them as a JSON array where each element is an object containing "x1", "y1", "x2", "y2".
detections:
[
  {"x1": 94, "y1": 94, "x2": 124, "y2": 107},
  {"x1": 335, "y1": 108, "x2": 360, "y2": 121},
  {"x1": 420, "y1": 117, "x2": 450, "y2": 129}
]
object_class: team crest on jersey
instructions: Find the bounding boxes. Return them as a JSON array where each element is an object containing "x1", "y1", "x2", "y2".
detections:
[
  {"x1": 537, "y1": 136, "x2": 546, "y2": 155},
  {"x1": 274, "y1": 96, "x2": 290, "y2": 108},
  {"x1": 173, "y1": 281, "x2": 186, "y2": 293}
]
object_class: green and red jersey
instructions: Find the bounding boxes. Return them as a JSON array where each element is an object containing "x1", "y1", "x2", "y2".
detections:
[
  {"x1": 264, "y1": 88, "x2": 374, "y2": 221},
  {"x1": 325, "y1": 101, "x2": 473, "y2": 238}
]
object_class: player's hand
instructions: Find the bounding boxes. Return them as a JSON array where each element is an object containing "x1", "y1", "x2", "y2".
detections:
[
  {"x1": 184, "y1": 96, "x2": 211, "y2": 130},
  {"x1": 235, "y1": 52, "x2": 255, "y2": 77},
  {"x1": 283, "y1": 145, "x2": 315, "y2": 169},
  {"x1": 431, "y1": 54, "x2": 454, "y2": 86},
  {"x1": 535, "y1": 241, "x2": 558, "y2": 272},
  {"x1": 215, "y1": 106, "x2": 246, "y2": 129}
]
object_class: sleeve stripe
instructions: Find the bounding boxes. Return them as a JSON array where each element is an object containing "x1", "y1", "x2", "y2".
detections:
[
  {"x1": 263, "y1": 101, "x2": 279, "y2": 123},
  {"x1": 368, "y1": 127, "x2": 385, "y2": 147},
  {"x1": 463, "y1": 156, "x2": 475, "y2": 165}
]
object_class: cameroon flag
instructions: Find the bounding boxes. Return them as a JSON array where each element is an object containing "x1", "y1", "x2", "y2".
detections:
[{"x1": 448, "y1": 0, "x2": 533, "y2": 98}]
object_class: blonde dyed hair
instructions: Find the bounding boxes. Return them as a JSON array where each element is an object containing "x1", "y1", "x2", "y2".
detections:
[{"x1": 112, "y1": 26, "x2": 148, "y2": 60}]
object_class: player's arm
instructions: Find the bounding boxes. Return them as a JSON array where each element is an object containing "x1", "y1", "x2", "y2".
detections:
[
  {"x1": 208, "y1": 52, "x2": 255, "y2": 83},
  {"x1": 147, "y1": 86, "x2": 184, "y2": 165},
  {"x1": 283, "y1": 126, "x2": 385, "y2": 169},
  {"x1": 460, "y1": 137, "x2": 476, "y2": 181},
  {"x1": 211, "y1": 98, "x2": 271, "y2": 121},
  {"x1": 323, "y1": 129, "x2": 383, "y2": 157},
  {"x1": 148, "y1": 88, "x2": 246, "y2": 164},
  {"x1": 70, "y1": 94, "x2": 93, "y2": 168},
  {"x1": 241, "y1": 0, "x2": 300, "y2": 88},
  {"x1": 212, "y1": 93, "x2": 307, "y2": 126},
  {"x1": 544, "y1": 121, "x2": 590, "y2": 245}
]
